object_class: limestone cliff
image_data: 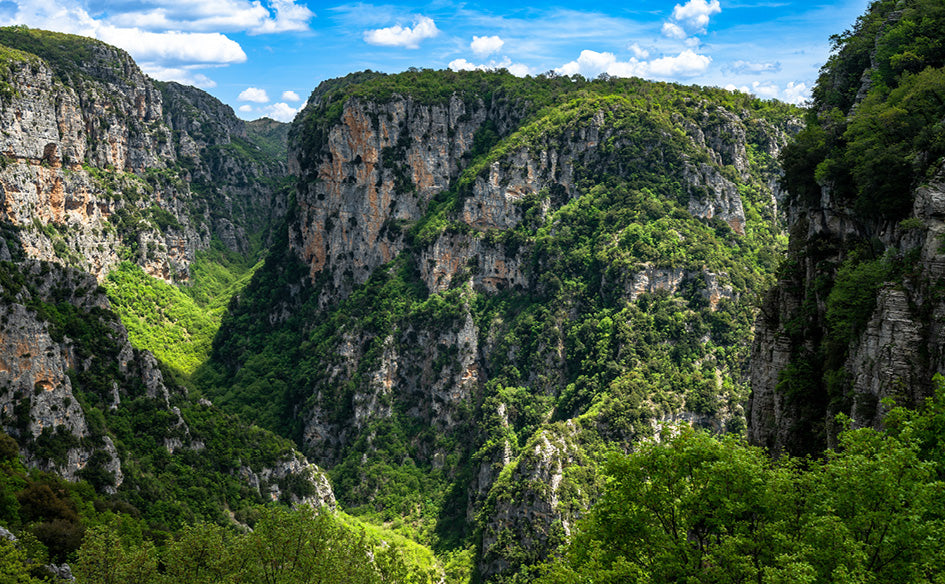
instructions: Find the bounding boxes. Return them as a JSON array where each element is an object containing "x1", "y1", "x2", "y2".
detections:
[
  {"x1": 0, "y1": 27, "x2": 331, "y2": 514},
  {"x1": 747, "y1": 0, "x2": 945, "y2": 455},
  {"x1": 213, "y1": 70, "x2": 798, "y2": 580},
  {"x1": 0, "y1": 27, "x2": 287, "y2": 282},
  {"x1": 0, "y1": 253, "x2": 334, "y2": 506}
]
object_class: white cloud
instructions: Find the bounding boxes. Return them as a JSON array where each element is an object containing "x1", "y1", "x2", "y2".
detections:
[
  {"x1": 449, "y1": 57, "x2": 530, "y2": 77},
  {"x1": 727, "y1": 81, "x2": 811, "y2": 105},
  {"x1": 670, "y1": 0, "x2": 721, "y2": 34},
  {"x1": 628, "y1": 43, "x2": 650, "y2": 59},
  {"x1": 364, "y1": 15, "x2": 438, "y2": 49},
  {"x1": 506, "y1": 63, "x2": 530, "y2": 77},
  {"x1": 238, "y1": 87, "x2": 270, "y2": 103},
  {"x1": 1, "y1": 0, "x2": 247, "y2": 65},
  {"x1": 263, "y1": 102, "x2": 298, "y2": 122},
  {"x1": 470, "y1": 35, "x2": 503, "y2": 57},
  {"x1": 238, "y1": 104, "x2": 254, "y2": 113},
  {"x1": 556, "y1": 48, "x2": 710, "y2": 80},
  {"x1": 606, "y1": 59, "x2": 648, "y2": 78},
  {"x1": 647, "y1": 49, "x2": 712, "y2": 77},
  {"x1": 142, "y1": 64, "x2": 218, "y2": 88},
  {"x1": 98, "y1": 27, "x2": 247, "y2": 64},
  {"x1": 448, "y1": 58, "x2": 478, "y2": 71},
  {"x1": 729, "y1": 60, "x2": 782, "y2": 75},
  {"x1": 94, "y1": 0, "x2": 313, "y2": 35},
  {"x1": 282, "y1": 90, "x2": 301, "y2": 102},
  {"x1": 555, "y1": 49, "x2": 619, "y2": 77},
  {"x1": 661, "y1": 22, "x2": 687, "y2": 40},
  {"x1": 0, "y1": 0, "x2": 312, "y2": 94},
  {"x1": 783, "y1": 81, "x2": 810, "y2": 104},
  {"x1": 252, "y1": 0, "x2": 315, "y2": 34}
]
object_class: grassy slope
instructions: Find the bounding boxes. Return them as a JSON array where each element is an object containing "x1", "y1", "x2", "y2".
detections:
[{"x1": 103, "y1": 245, "x2": 262, "y2": 378}]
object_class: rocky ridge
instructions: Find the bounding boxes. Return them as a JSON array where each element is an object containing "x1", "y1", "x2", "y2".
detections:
[
  {"x1": 747, "y1": 0, "x2": 945, "y2": 455},
  {"x1": 209, "y1": 71, "x2": 800, "y2": 580},
  {"x1": 0, "y1": 27, "x2": 333, "y2": 519},
  {"x1": 0, "y1": 253, "x2": 334, "y2": 506},
  {"x1": 0, "y1": 27, "x2": 288, "y2": 282}
]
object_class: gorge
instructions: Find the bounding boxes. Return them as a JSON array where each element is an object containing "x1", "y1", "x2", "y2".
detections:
[{"x1": 2, "y1": 0, "x2": 945, "y2": 581}]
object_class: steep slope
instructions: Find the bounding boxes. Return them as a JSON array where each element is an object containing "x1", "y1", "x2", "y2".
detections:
[
  {"x1": 0, "y1": 26, "x2": 288, "y2": 282},
  {"x1": 0, "y1": 27, "x2": 334, "y2": 563},
  {"x1": 205, "y1": 69, "x2": 799, "y2": 579},
  {"x1": 749, "y1": 0, "x2": 945, "y2": 455}
]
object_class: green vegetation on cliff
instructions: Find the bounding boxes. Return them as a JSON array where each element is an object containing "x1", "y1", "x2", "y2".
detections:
[
  {"x1": 103, "y1": 244, "x2": 262, "y2": 377},
  {"x1": 767, "y1": 0, "x2": 945, "y2": 456},
  {"x1": 538, "y1": 380, "x2": 945, "y2": 583},
  {"x1": 0, "y1": 430, "x2": 440, "y2": 582},
  {"x1": 782, "y1": 0, "x2": 945, "y2": 217},
  {"x1": 202, "y1": 68, "x2": 797, "y2": 580}
]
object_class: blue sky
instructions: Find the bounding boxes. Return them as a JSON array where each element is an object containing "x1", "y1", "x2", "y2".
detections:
[{"x1": 2, "y1": 0, "x2": 871, "y2": 122}]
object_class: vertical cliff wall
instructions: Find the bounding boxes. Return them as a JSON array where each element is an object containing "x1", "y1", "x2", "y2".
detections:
[
  {"x1": 748, "y1": 0, "x2": 945, "y2": 455},
  {"x1": 0, "y1": 27, "x2": 288, "y2": 282},
  {"x1": 210, "y1": 70, "x2": 800, "y2": 580},
  {"x1": 0, "y1": 28, "x2": 333, "y2": 522}
]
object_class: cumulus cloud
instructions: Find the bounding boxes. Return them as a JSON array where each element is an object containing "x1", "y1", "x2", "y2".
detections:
[
  {"x1": 364, "y1": 15, "x2": 438, "y2": 49},
  {"x1": 282, "y1": 90, "x2": 301, "y2": 101},
  {"x1": 98, "y1": 28, "x2": 247, "y2": 64},
  {"x1": 506, "y1": 63, "x2": 531, "y2": 77},
  {"x1": 263, "y1": 102, "x2": 299, "y2": 122},
  {"x1": 470, "y1": 35, "x2": 503, "y2": 57},
  {"x1": 726, "y1": 80, "x2": 811, "y2": 105},
  {"x1": 556, "y1": 48, "x2": 710, "y2": 80},
  {"x1": 728, "y1": 60, "x2": 782, "y2": 75},
  {"x1": 670, "y1": 0, "x2": 721, "y2": 34},
  {"x1": 628, "y1": 43, "x2": 650, "y2": 59},
  {"x1": 252, "y1": 0, "x2": 315, "y2": 34},
  {"x1": 0, "y1": 0, "x2": 313, "y2": 90},
  {"x1": 92, "y1": 0, "x2": 313, "y2": 35},
  {"x1": 0, "y1": 0, "x2": 330, "y2": 94},
  {"x1": 661, "y1": 22, "x2": 687, "y2": 40},
  {"x1": 238, "y1": 87, "x2": 270, "y2": 102},
  {"x1": 647, "y1": 49, "x2": 711, "y2": 77},
  {"x1": 238, "y1": 104, "x2": 254, "y2": 113},
  {"x1": 142, "y1": 65, "x2": 219, "y2": 88},
  {"x1": 555, "y1": 50, "x2": 619, "y2": 77},
  {"x1": 783, "y1": 81, "x2": 810, "y2": 104},
  {"x1": 448, "y1": 58, "x2": 478, "y2": 71},
  {"x1": 449, "y1": 57, "x2": 530, "y2": 77}
]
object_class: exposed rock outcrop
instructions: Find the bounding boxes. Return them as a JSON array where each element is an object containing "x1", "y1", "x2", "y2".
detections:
[
  {"x1": 0, "y1": 29, "x2": 287, "y2": 282},
  {"x1": 274, "y1": 73, "x2": 798, "y2": 580},
  {"x1": 0, "y1": 29, "x2": 325, "y2": 507},
  {"x1": 747, "y1": 0, "x2": 945, "y2": 454},
  {"x1": 749, "y1": 172, "x2": 945, "y2": 454}
]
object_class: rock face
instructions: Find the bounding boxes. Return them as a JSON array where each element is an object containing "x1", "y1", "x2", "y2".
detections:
[
  {"x1": 0, "y1": 314, "x2": 122, "y2": 488},
  {"x1": 291, "y1": 94, "x2": 488, "y2": 300},
  {"x1": 749, "y1": 173, "x2": 945, "y2": 454},
  {"x1": 0, "y1": 28, "x2": 331, "y2": 508},
  {"x1": 0, "y1": 259, "x2": 153, "y2": 491},
  {"x1": 0, "y1": 258, "x2": 334, "y2": 504},
  {"x1": 290, "y1": 91, "x2": 787, "y2": 304},
  {"x1": 478, "y1": 422, "x2": 591, "y2": 581},
  {"x1": 0, "y1": 29, "x2": 287, "y2": 282},
  {"x1": 238, "y1": 71, "x2": 799, "y2": 580},
  {"x1": 746, "y1": 0, "x2": 945, "y2": 456}
]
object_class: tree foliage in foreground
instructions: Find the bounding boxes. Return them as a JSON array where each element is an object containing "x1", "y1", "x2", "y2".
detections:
[
  {"x1": 537, "y1": 377, "x2": 945, "y2": 584},
  {"x1": 72, "y1": 505, "x2": 434, "y2": 584}
]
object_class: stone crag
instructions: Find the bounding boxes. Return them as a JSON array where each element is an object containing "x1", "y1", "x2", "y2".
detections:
[
  {"x1": 234, "y1": 72, "x2": 800, "y2": 580},
  {"x1": 747, "y1": 0, "x2": 945, "y2": 456},
  {"x1": 0, "y1": 28, "x2": 332, "y2": 511},
  {"x1": 0, "y1": 28, "x2": 287, "y2": 282}
]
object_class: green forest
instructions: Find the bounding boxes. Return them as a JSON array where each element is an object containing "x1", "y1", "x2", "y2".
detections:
[{"x1": 2, "y1": 0, "x2": 945, "y2": 582}]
